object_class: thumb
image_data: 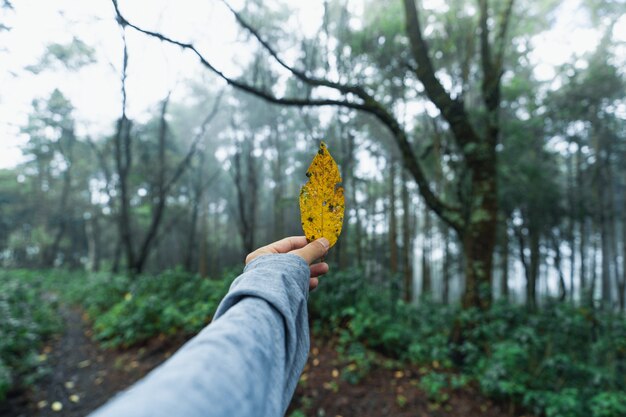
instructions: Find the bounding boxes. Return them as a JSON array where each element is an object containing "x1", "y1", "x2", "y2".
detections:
[{"x1": 291, "y1": 238, "x2": 330, "y2": 264}]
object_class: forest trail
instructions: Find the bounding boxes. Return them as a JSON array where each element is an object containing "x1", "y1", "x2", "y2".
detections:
[
  {"x1": 1, "y1": 307, "x2": 523, "y2": 417},
  {"x1": 0, "y1": 305, "x2": 180, "y2": 417}
]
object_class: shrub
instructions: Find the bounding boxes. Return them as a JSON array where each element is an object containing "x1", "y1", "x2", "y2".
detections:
[
  {"x1": 84, "y1": 269, "x2": 235, "y2": 347},
  {"x1": 310, "y1": 268, "x2": 626, "y2": 417},
  {"x1": 0, "y1": 270, "x2": 61, "y2": 401},
  {"x1": 590, "y1": 392, "x2": 626, "y2": 417}
]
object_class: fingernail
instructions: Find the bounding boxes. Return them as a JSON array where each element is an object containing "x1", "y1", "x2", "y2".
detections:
[{"x1": 318, "y1": 238, "x2": 330, "y2": 250}]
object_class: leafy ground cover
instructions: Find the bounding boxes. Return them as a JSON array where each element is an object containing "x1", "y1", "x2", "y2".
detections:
[
  {"x1": 2, "y1": 268, "x2": 626, "y2": 417},
  {"x1": 310, "y1": 269, "x2": 626, "y2": 417},
  {"x1": 62, "y1": 269, "x2": 235, "y2": 348},
  {"x1": 0, "y1": 270, "x2": 62, "y2": 402}
]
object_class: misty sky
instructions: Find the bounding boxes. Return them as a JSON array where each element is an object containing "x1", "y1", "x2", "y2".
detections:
[{"x1": 0, "y1": 0, "x2": 624, "y2": 168}]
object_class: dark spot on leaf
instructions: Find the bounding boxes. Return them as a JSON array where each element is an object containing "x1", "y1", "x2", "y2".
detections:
[
  {"x1": 306, "y1": 172, "x2": 311, "y2": 178},
  {"x1": 322, "y1": 201, "x2": 327, "y2": 206},
  {"x1": 307, "y1": 217, "x2": 313, "y2": 223},
  {"x1": 328, "y1": 204, "x2": 334, "y2": 211},
  {"x1": 318, "y1": 148, "x2": 324, "y2": 155},
  {"x1": 311, "y1": 235, "x2": 315, "y2": 240}
]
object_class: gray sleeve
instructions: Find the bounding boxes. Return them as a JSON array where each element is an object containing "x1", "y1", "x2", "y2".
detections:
[{"x1": 89, "y1": 253, "x2": 311, "y2": 417}]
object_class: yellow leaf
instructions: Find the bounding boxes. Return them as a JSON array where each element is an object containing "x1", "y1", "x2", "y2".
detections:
[{"x1": 299, "y1": 142, "x2": 344, "y2": 248}]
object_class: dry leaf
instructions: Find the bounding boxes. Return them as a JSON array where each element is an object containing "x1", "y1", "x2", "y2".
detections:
[{"x1": 299, "y1": 142, "x2": 344, "y2": 247}]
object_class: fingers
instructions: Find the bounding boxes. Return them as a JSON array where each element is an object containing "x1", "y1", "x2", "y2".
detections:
[
  {"x1": 267, "y1": 236, "x2": 308, "y2": 253},
  {"x1": 245, "y1": 237, "x2": 330, "y2": 290},
  {"x1": 310, "y1": 262, "x2": 329, "y2": 278},
  {"x1": 245, "y1": 247, "x2": 270, "y2": 265},
  {"x1": 291, "y1": 238, "x2": 330, "y2": 264},
  {"x1": 245, "y1": 236, "x2": 309, "y2": 264}
]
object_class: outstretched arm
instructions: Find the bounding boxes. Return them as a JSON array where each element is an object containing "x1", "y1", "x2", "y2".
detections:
[{"x1": 90, "y1": 236, "x2": 329, "y2": 417}]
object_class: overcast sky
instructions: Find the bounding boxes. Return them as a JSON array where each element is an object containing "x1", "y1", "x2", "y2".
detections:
[{"x1": 0, "y1": 0, "x2": 624, "y2": 169}]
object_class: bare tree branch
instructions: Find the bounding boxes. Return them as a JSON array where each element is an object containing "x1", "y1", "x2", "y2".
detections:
[
  {"x1": 111, "y1": 0, "x2": 463, "y2": 231},
  {"x1": 111, "y1": 0, "x2": 367, "y2": 112},
  {"x1": 494, "y1": 0, "x2": 515, "y2": 78},
  {"x1": 85, "y1": 137, "x2": 115, "y2": 207},
  {"x1": 220, "y1": 0, "x2": 370, "y2": 100},
  {"x1": 478, "y1": 0, "x2": 494, "y2": 98},
  {"x1": 164, "y1": 90, "x2": 224, "y2": 193},
  {"x1": 134, "y1": 94, "x2": 171, "y2": 272},
  {"x1": 402, "y1": 0, "x2": 480, "y2": 150},
  {"x1": 113, "y1": 23, "x2": 136, "y2": 271}
]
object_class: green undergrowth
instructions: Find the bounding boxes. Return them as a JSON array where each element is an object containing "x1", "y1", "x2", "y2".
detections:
[
  {"x1": 0, "y1": 270, "x2": 62, "y2": 401},
  {"x1": 3, "y1": 267, "x2": 626, "y2": 417},
  {"x1": 309, "y1": 268, "x2": 626, "y2": 417},
  {"x1": 62, "y1": 268, "x2": 235, "y2": 348}
]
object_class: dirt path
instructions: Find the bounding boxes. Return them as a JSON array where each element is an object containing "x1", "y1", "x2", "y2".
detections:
[{"x1": 0, "y1": 306, "x2": 180, "y2": 417}]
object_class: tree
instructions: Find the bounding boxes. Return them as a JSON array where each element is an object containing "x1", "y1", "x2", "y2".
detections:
[
  {"x1": 107, "y1": 29, "x2": 223, "y2": 274},
  {"x1": 112, "y1": 0, "x2": 522, "y2": 311},
  {"x1": 20, "y1": 90, "x2": 79, "y2": 266},
  {"x1": 546, "y1": 34, "x2": 626, "y2": 307}
]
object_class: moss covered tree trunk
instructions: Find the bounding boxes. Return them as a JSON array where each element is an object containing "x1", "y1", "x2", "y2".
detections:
[{"x1": 461, "y1": 159, "x2": 497, "y2": 309}]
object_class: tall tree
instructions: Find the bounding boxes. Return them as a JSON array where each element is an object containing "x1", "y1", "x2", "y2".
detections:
[{"x1": 113, "y1": 0, "x2": 521, "y2": 311}]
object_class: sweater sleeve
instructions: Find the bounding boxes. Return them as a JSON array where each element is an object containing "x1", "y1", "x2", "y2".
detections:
[{"x1": 89, "y1": 253, "x2": 311, "y2": 417}]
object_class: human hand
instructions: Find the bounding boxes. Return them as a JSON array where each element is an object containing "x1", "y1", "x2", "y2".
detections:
[{"x1": 245, "y1": 236, "x2": 330, "y2": 291}]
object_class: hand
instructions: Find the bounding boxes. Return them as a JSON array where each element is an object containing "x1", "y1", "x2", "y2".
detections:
[{"x1": 245, "y1": 236, "x2": 330, "y2": 291}]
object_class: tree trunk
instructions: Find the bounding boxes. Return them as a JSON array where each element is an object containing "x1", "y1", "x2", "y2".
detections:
[
  {"x1": 590, "y1": 232, "x2": 598, "y2": 305},
  {"x1": 618, "y1": 185, "x2": 626, "y2": 312},
  {"x1": 185, "y1": 191, "x2": 201, "y2": 272},
  {"x1": 597, "y1": 141, "x2": 611, "y2": 306},
  {"x1": 421, "y1": 204, "x2": 431, "y2": 298},
  {"x1": 198, "y1": 201, "x2": 209, "y2": 278},
  {"x1": 577, "y1": 144, "x2": 587, "y2": 297},
  {"x1": 232, "y1": 136, "x2": 258, "y2": 255},
  {"x1": 600, "y1": 203, "x2": 612, "y2": 306},
  {"x1": 443, "y1": 224, "x2": 451, "y2": 304},
  {"x1": 500, "y1": 218, "x2": 509, "y2": 300},
  {"x1": 515, "y1": 222, "x2": 538, "y2": 311},
  {"x1": 389, "y1": 160, "x2": 399, "y2": 275},
  {"x1": 567, "y1": 145, "x2": 576, "y2": 302},
  {"x1": 270, "y1": 125, "x2": 285, "y2": 241},
  {"x1": 607, "y1": 160, "x2": 619, "y2": 308},
  {"x1": 350, "y1": 135, "x2": 363, "y2": 269},
  {"x1": 42, "y1": 130, "x2": 75, "y2": 267},
  {"x1": 529, "y1": 228, "x2": 540, "y2": 310},
  {"x1": 461, "y1": 164, "x2": 497, "y2": 310},
  {"x1": 553, "y1": 234, "x2": 566, "y2": 301},
  {"x1": 185, "y1": 151, "x2": 207, "y2": 272},
  {"x1": 85, "y1": 213, "x2": 101, "y2": 272},
  {"x1": 402, "y1": 170, "x2": 413, "y2": 302}
]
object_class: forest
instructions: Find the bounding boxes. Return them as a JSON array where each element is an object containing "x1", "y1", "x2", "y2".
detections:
[{"x1": 1, "y1": 0, "x2": 625, "y2": 416}]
